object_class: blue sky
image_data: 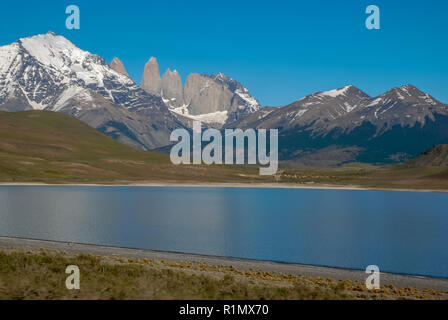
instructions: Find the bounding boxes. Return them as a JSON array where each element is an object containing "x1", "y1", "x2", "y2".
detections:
[{"x1": 0, "y1": 0, "x2": 447, "y2": 106}]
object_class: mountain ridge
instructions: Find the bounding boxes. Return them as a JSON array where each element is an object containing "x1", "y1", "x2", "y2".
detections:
[
  {"x1": 1, "y1": 32, "x2": 447, "y2": 166},
  {"x1": 225, "y1": 83, "x2": 448, "y2": 165},
  {"x1": 139, "y1": 57, "x2": 261, "y2": 127},
  {"x1": 0, "y1": 32, "x2": 184, "y2": 150}
]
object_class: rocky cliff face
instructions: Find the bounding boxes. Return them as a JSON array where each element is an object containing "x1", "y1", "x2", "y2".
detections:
[
  {"x1": 183, "y1": 73, "x2": 236, "y2": 115},
  {"x1": 180, "y1": 72, "x2": 260, "y2": 122},
  {"x1": 171, "y1": 72, "x2": 260, "y2": 127},
  {"x1": 109, "y1": 57, "x2": 129, "y2": 77},
  {"x1": 161, "y1": 68, "x2": 183, "y2": 108},
  {"x1": 138, "y1": 57, "x2": 260, "y2": 127},
  {"x1": 141, "y1": 57, "x2": 162, "y2": 95}
]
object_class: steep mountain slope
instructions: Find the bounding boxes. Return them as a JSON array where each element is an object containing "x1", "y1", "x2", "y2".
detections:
[
  {"x1": 110, "y1": 57, "x2": 130, "y2": 77},
  {"x1": 55, "y1": 89, "x2": 176, "y2": 150},
  {"x1": 175, "y1": 72, "x2": 260, "y2": 127},
  {"x1": 0, "y1": 32, "x2": 183, "y2": 149},
  {"x1": 226, "y1": 84, "x2": 448, "y2": 165},
  {"x1": 141, "y1": 57, "x2": 162, "y2": 96},
  {"x1": 333, "y1": 85, "x2": 448, "y2": 135},
  {"x1": 140, "y1": 56, "x2": 260, "y2": 127},
  {"x1": 161, "y1": 68, "x2": 183, "y2": 108},
  {"x1": 227, "y1": 85, "x2": 369, "y2": 131}
]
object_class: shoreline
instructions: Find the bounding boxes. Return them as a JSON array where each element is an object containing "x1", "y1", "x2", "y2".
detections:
[
  {"x1": 1, "y1": 236, "x2": 447, "y2": 291},
  {"x1": 0, "y1": 181, "x2": 447, "y2": 193}
]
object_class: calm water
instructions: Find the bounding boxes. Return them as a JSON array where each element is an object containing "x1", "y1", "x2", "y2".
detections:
[{"x1": 0, "y1": 186, "x2": 447, "y2": 278}]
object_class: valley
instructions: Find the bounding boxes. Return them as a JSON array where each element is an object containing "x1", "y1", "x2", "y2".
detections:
[{"x1": 1, "y1": 109, "x2": 448, "y2": 192}]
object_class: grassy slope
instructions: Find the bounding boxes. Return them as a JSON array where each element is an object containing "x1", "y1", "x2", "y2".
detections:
[
  {"x1": 0, "y1": 248, "x2": 446, "y2": 300},
  {"x1": 0, "y1": 111, "x2": 266, "y2": 184}
]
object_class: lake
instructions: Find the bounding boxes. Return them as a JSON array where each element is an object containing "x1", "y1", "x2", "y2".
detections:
[{"x1": 0, "y1": 185, "x2": 447, "y2": 278}]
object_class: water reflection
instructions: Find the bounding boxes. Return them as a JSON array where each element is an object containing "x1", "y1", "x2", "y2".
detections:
[{"x1": 0, "y1": 186, "x2": 447, "y2": 278}]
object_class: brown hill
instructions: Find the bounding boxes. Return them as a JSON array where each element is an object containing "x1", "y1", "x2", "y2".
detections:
[{"x1": 405, "y1": 145, "x2": 448, "y2": 167}]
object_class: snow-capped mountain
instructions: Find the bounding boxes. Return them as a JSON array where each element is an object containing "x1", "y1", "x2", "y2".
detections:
[
  {"x1": 2, "y1": 32, "x2": 447, "y2": 165},
  {"x1": 342, "y1": 85, "x2": 448, "y2": 134},
  {"x1": 209, "y1": 72, "x2": 260, "y2": 114},
  {"x1": 227, "y1": 85, "x2": 369, "y2": 131},
  {"x1": 0, "y1": 32, "x2": 182, "y2": 149},
  {"x1": 140, "y1": 56, "x2": 260, "y2": 127},
  {"x1": 172, "y1": 72, "x2": 261, "y2": 128},
  {"x1": 227, "y1": 84, "x2": 448, "y2": 165},
  {"x1": 229, "y1": 84, "x2": 448, "y2": 132}
]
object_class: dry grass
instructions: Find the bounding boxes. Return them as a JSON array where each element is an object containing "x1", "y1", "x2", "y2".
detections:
[
  {"x1": 0, "y1": 249, "x2": 446, "y2": 300},
  {"x1": 279, "y1": 164, "x2": 448, "y2": 192}
]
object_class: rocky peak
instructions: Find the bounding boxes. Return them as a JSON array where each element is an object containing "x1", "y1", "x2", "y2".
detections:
[
  {"x1": 333, "y1": 84, "x2": 448, "y2": 136},
  {"x1": 0, "y1": 32, "x2": 145, "y2": 111},
  {"x1": 161, "y1": 68, "x2": 183, "y2": 108},
  {"x1": 182, "y1": 73, "x2": 222, "y2": 115},
  {"x1": 141, "y1": 57, "x2": 162, "y2": 95},
  {"x1": 138, "y1": 60, "x2": 260, "y2": 126},
  {"x1": 379, "y1": 85, "x2": 439, "y2": 105},
  {"x1": 314, "y1": 85, "x2": 370, "y2": 101},
  {"x1": 110, "y1": 57, "x2": 129, "y2": 77},
  {"x1": 177, "y1": 72, "x2": 260, "y2": 124},
  {"x1": 286, "y1": 85, "x2": 370, "y2": 117},
  {"x1": 209, "y1": 73, "x2": 245, "y2": 94},
  {"x1": 225, "y1": 85, "x2": 372, "y2": 131},
  {"x1": 0, "y1": 32, "x2": 184, "y2": 151},
  {"x1": 183, "y1": 73, "x2": 207, "y2": 107}
]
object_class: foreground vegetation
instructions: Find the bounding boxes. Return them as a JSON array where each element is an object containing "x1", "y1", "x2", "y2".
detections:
[{"x1": 0, "y1": 249, "x2": 446, "y2": 300}]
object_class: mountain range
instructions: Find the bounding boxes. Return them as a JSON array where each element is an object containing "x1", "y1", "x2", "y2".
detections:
[
  {"x1": 1, "y1": 32, "x2": 447, "y2": 166},
  {"x1": 226, "y1": 84, "x2": 448, "y2": 165},
  {"x1": 0, "y1": 32, "x2": 181, "y2": 150},
  {"x1": 139, "y1": 57, "x2": 260, "y2": 127}
]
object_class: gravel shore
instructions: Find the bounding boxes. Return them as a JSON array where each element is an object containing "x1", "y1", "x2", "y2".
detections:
[{"x1": 1, "y1": 236, "x2": 447, "y2": 292}]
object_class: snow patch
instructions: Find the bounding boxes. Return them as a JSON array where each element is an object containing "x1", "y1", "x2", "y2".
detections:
[
  {"x1": 235, "y1": 88, "x2": 260, "y2": 112},
  {"x1": 171, "y1": 105, "x2": 229, "y2": 125},
  {"x1": 318, "y1": 85, "x2": 352, "y2": 98},
  {"x1": 53, "y1": 86, "x2": 92, "y2": 111}
]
